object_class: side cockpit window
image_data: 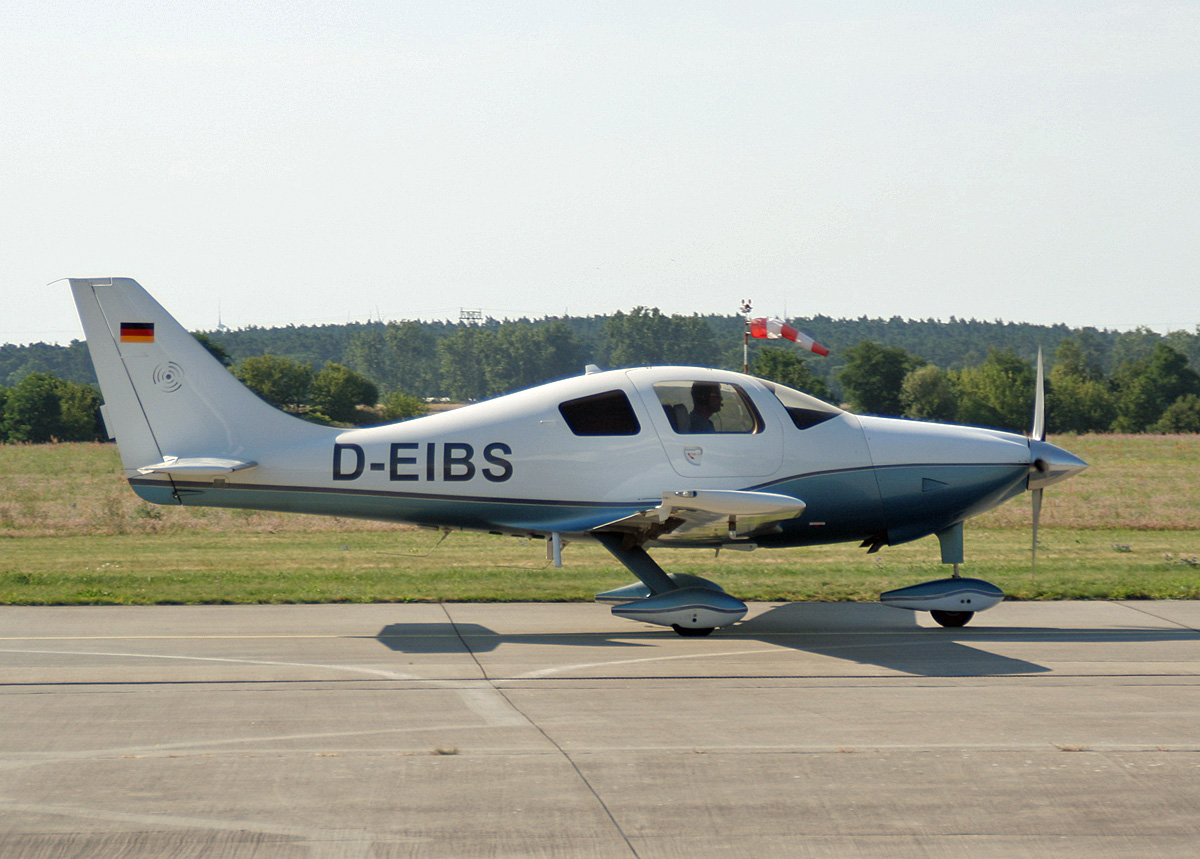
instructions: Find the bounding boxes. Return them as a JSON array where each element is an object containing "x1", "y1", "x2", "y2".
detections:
[
  {"x1": 653, "y1": 381, "x2": 763, "y2": 434},
  {"x1": 760, "y1": 381, "x2": 842, "y2": 430},
  {"x1": 558, "y1": 390, "x2": 641, "y2": 436}
]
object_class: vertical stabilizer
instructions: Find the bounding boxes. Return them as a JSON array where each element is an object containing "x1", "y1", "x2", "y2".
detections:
[{"x1": 69, "y1": 278, "x2": 331, "y2": 476}]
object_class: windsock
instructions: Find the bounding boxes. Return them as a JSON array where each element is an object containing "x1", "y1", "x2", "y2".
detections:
[{"x1": 749, "y1": 318, "x2": 829, "y2": 356}]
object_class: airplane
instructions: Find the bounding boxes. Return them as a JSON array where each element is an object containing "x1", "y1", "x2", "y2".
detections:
[{"x1": 68, "y1": 277, "x2": 1087, "y2": 636}]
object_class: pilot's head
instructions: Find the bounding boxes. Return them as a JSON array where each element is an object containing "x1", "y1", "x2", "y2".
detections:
[{"x1": 691, "y1": 381, "x2": 723, "y2": 414}]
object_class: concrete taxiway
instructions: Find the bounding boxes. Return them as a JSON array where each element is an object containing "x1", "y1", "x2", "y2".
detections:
[{"x1": 3, "y1": 600, "x2": 1200, "y2": 858}]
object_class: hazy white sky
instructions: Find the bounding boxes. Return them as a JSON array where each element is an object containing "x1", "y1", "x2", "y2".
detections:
[{"x1": 2, "y1": 1, "x2": 1198, "y2": 345}]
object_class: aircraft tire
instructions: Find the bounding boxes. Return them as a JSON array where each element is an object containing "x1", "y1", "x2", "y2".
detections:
[
  {"x1": 671, "y1": 624, "x2": 715, "y2": 637},
  {"x1": 930, "y1": 610, "x2": 974, "y2": 628}
]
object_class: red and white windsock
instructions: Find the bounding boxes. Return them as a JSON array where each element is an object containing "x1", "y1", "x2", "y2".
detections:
[{"x1": 749, "y1": 317, "x2": 829, "y2": 356}]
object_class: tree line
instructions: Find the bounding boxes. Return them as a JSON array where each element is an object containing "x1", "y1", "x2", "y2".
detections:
[
  {"x1": 0, "y1": 373, "x2": 103, "y2": 443},
  {"x1": 8, "y1": 307, "x2": 1200, "y2": 396},
  {"x1": 3, "y1": 308, "x2": 1200, "y2": 442},
  {"x1": 837, "y1": 337, "x2": 1200, "y2": 434}
]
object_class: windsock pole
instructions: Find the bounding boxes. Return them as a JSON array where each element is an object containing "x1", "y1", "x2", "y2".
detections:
[{"x1": 740, "y1": 299, "x2": 753, "y2": 373}]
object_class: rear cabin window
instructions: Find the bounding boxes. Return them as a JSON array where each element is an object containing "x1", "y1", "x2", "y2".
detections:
[
  {"x1": 558, "y1": 390, "x2": 641, "y2": 436},
  {"x1": 653, "y1": 381, "x2": 763, "y2": 434},
  {"x1": 761, "y1": 381, "x2": 842, "y2": 430}
]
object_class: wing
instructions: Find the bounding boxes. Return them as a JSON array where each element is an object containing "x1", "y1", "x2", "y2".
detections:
[{"x1": 598, "y1": 489, "x2": 805, "y2": 544}]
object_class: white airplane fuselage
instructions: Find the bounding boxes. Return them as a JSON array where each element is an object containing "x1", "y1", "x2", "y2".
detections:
[{"x1": 126, "y1": 363, "x2": 1042, "y2": 551}]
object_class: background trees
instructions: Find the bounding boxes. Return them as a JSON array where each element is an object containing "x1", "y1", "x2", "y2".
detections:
[
  {"x1": 601, "y1": 307, "x2": 721, "y2": 369},
  {"x1": 437, "y1": 327, "x2": 491, "y2": 403},
  {"x1": 7, "y1": 309, "x2": 1200, "y2": 441},
  {"x1": 233, "y1": 355, "x2": 314, "y2": 413},
  {"x1": 1047, "y1": 335, "x2": 1116, "y2": 434},
  {"x1": 0, "y1": 372, "x2": 103, "y2": 442},
  {"x1": 1, "y1": 372, "x2": 63, "y2": 442},
  {"x1": 900, "y1": 365, "x2": 957, "y2": 422},
  {"x1": 310, "y1": 364, "x2": 379, "y2": 424},
  {"x1": 485, "y1": 321, "x2": 586, "y2": 397},
  {"x1": 233, "y1": 356, "x2": 377, "y2": 423},
  {"x1": 380, "y1": 391, "x2": 428, "y2": 421},
  {"x1": 345, "y1": 321, "x2": 439, "y2": 398},
  {"x1": 751, "y1": 348, "x2": 831, "y2": 401},
  {"x1": 437, "y1": 321, "x2": 586, "y2": 402},
  {"x1": 952, "y1": 350, "x2": 1037, "y2": 433},
  {"x1": 838, "y1": 342, "x2": 925, "y2": 415},
  {"x1": 1110, "y1": 343, "x2": 1200, "y2": 433},
  {"x1": 1155, "y1": 395, "x2": 1200, "y2": 433}
]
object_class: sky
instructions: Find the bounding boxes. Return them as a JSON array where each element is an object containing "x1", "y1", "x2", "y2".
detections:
[{"x1": 2, "y1": 1, "x2": 1198, "y2": 346}]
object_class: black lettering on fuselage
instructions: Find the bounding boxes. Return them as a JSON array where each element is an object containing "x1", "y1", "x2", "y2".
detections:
[
  {"x1": 482, "y1": 442, "x2": 513, "y2": 482},
  {"x1": 333, "y1": 443, "x2": 365, "y2": 480},
  {"x1": 332, "y1": 441, "x2": 513, "y2": 483},
  {"x1": 442, "y1": 443, "x2": 475, "y2": 481},
  {"x1": 389, "y1": 443, "x2": 419, "y2": 481}
]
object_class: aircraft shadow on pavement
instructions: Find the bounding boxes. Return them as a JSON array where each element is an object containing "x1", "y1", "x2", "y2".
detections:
[
  {"x1": 376, "y1": 603, "x2": 1200, "y2": 678},
  {"x1": 736, "y1": 603, "x2": 1047, "y2": 676}
]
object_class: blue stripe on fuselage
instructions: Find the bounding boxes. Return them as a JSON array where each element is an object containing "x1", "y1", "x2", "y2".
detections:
[
  {"x1": 128, "y1": 478, "x2": 644, "y2": 534},
  {"x1": 130, "y1": 458, "x2": 1028, "y2": 546}
]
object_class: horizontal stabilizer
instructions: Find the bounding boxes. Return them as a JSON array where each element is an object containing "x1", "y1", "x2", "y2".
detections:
[{"x1": 137, "y1": 456, "x2": 258, "y2": 476}]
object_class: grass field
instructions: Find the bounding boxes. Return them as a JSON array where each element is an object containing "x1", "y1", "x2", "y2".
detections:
[{"x1": 1, "y1": 437, "x2": 1198, "y2": 605}]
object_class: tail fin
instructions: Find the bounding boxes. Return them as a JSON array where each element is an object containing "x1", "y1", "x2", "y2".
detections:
[{"x1": 69, "y1": 277, "x2": 331, "y2": 476}]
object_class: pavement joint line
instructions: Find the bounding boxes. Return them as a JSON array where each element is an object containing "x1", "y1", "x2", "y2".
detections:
[
  {"x1": 5, "y1": 673, "x2": 1200, "y2": 689},
  {"x1": 6, "y1": 626, "x2": 1199, "y2": 642},
  {"x1": 0, "y1": 722, "x2": 526, "y2": 771},
  {"x1": 1117, "y1": 600, "x2": 1200, "y2": 633},
  {"x1": 441, "y1": 603, "x2": 643, "y2": 859},
  {"x1": 0, "y1": 799, "x2": 418, "y2": 847},
  {"x1": 0, "y1": 632, "x2": 389, "y2": 638},
  {"x1": 0, "y1": 647, "x2": 420, "y2": 679},
  {"x1": 521, "y1": 647, "x2": 784, "y2": 677},
  {"x1": 6, "y1": 742, "x2": 1199, "y2": 761}
]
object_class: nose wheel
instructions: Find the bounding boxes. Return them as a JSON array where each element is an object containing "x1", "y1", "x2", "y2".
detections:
[{"x1": 930, "y1": 610, "x2": 974, "y2": 628}]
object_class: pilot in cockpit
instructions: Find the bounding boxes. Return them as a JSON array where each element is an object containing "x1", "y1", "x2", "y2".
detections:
[{"x1": 688, "y1": 381, "x2": 723, "y2": 433}]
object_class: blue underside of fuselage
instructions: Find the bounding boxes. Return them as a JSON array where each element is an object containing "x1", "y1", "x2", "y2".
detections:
[{"x1": 131, "y1": 460, "x2": 1029, "y2": 548}]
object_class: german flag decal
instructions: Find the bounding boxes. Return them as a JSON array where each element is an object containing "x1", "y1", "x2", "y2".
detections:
[{"x1": 120, "y1": 322, "x2": 155, "y2": 343}]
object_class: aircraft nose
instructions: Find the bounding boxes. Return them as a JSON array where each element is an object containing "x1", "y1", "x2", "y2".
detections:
[{"x1": 1027, "y1": 439, "x2": 1088, "y2": 490}]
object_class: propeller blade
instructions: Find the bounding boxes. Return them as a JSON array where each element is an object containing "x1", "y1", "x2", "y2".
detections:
[
  {"x1": 1031, "y1": 347, "x2": 1045, "y2": 442},
  {"x1": 1031, "y1": 486, "x2": 1043, "y2": 578}
]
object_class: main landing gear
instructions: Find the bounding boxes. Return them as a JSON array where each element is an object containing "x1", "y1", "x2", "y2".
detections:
[{"x1": 592, "y1": 533, "x2": 747, "y2": 636}]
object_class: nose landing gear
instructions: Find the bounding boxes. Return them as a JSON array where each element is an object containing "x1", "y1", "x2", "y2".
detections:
[
  {"x1": 929, "y1": 609, "x2": 975, "y2": 628},
  {"x1": 880, "y1": 575, "x2": 1003, "y2": 628}
]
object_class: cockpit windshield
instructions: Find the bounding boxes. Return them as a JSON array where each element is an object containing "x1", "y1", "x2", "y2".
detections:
[{"x1": 759, "y1": 381, "x2": 842, "y2": 430}]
